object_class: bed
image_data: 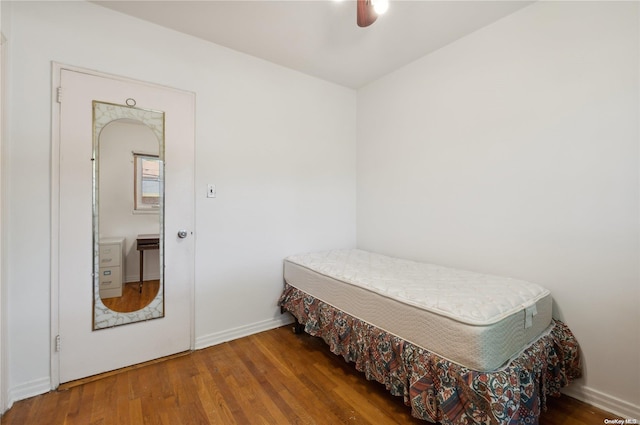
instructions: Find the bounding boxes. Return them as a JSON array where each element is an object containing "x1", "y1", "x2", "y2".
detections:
[{"x1": 278, "y1": 249, "x2": 582, "y2": 425}]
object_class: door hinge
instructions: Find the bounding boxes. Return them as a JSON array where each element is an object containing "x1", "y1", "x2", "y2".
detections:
[
  {"x1": 56, "y1": 87, "x2": 62, "y2": 104},
  {"x1": 55, "y1": 335, "x2": 61, "y2": 352}
]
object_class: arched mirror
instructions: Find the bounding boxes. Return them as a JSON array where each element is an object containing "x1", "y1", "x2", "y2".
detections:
[{"x1": 93, "y1": 101, "x2": 165, "y2": 330}]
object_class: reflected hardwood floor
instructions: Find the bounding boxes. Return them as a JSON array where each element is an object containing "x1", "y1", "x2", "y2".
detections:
[
  {"x1": 1, "y1": 326, "x2": 621, "y2": 425},
  {"x1": 101, "y1": 280, "x2": 160, "y2": 313}
]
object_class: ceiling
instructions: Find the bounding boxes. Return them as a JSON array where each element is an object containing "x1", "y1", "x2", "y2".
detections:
[{"x1": 94, "y1": 1, "x2": 532, "y2": 89}]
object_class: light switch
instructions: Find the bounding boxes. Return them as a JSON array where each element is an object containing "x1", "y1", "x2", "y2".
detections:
[{"x1": 207, "y1": 184, "x2": 216, "y2": 198}]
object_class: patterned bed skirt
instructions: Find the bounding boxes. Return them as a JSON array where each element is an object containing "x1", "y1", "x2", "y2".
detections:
[{"x1": 278, "y1": 283, "x2": 582, "y2": 425}]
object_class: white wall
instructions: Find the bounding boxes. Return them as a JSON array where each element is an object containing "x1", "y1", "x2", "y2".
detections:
[
  {"x1": 3, "y1": 0, "x2": 356, "y2": 405},
  {"x1": 4, "y1": 0, "x2": 638, "y2": 418},
  {"x1": 357, "y1": 1, "x2": 639, "y2": 418}
]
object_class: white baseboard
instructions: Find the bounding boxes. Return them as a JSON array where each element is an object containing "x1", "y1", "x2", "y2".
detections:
[
  {"x1": 6, "y1": 377, "x2": 51, "y2": 411},
  {"x1": 195, "y1": 316, "x2": 294, "y2": 350},
  {"x1": 562, "y1": 384, "x2": 640, "y2": 419},
  {"x1": 3, "y1": 318, "x2": 294, "y2": 413},
  {"x1": 124, "y1": 273, "x2": 160, "y2": 284}
]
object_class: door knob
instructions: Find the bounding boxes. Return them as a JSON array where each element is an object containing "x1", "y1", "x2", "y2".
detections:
[{"x1": 177, "y1": 229, "x2": 188, "y2": 239}]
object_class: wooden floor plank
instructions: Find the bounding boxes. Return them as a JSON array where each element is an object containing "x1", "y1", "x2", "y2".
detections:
[
  {"x1": 228, "y1": 340, "x2": 304, "y2": 424},
  {"x1": 198, "y1": 345, "x2": 252, "y2": 424},
  {"x1": 1, "y1": 326, "x2": 623, "y2": 425},
  {"x1": 128, "y1": 397, "x2": 143, "y2": 425},
  {"x1": 192, "y1": 353, "x2": 240, "y2": 424}
]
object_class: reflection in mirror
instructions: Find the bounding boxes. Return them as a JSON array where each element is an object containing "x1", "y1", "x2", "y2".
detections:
[
  {"x1": 134, "y1": 153, "x2": 161, "y2": 212},
  {"x1": 93, "y1": 101, "x2": 165, "y2": 330}
]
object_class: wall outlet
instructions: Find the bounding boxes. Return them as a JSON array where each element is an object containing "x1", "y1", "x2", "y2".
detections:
[{"x1": 207, "y1": 184, "x2": 216, "y2": 198}]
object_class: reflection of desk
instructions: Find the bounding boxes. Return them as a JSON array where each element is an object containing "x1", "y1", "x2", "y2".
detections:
[{"x1": 136, "y1": 234, "x2": 159, "y2": 293}]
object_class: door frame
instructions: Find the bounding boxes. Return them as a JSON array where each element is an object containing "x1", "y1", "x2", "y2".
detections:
[
  {"x1": 50, "y1": 62, "x2": 196, "y2": 389},
  {"x1": 0, "y1": 26, "x2": 7, "y2": 413}
]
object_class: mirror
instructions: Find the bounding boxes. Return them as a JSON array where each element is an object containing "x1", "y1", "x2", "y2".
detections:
[{"x1": 92, "y1": 101, "x2": 165, "y2": 330}]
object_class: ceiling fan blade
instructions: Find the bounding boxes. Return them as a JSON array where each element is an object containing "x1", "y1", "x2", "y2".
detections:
[{"x1": 357, "y1": 0, "x2": 378, "y2": 27}]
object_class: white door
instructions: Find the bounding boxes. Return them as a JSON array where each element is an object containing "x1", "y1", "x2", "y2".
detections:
[{"x1": 55, "y1": 67, "x2": 194, "y2": 383}]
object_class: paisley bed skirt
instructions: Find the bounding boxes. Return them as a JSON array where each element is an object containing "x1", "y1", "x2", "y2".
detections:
[{"x1": 278, "y1": 283, "x2": 582, "y2": 425}]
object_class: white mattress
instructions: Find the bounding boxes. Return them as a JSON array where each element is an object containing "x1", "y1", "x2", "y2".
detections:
[{"x1": 284, "y1": 249, "x2": 552, "y2": 371}]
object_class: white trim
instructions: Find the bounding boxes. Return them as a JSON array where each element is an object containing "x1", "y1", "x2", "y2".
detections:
[
  {"x1": 562, "y1": 385, "x2": 640, "y2": 420},
  {"x1": 194, "y1": 316, "x2": 294, "y2": 350},
  {"x1": 52, "y1": 62, "x2": 194, "y2": 98},
  {"x1": 187, "y1": 93, "x2": 196, "y2": 354},
  {"x1": 0, "y1": 21, "x2": 6, "y2": 415},
  {"x1": 50, "y1": 62, "x2": 197, "y2": 389},
  {"x1": 50, "y1": 62, "x2": 62, "y2": 392},
  {"x1": 7, "y1": 377, "x2": 51, "y2": 409}
]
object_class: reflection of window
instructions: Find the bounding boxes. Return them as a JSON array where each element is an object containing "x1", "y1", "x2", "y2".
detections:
[{"x1": 134, "y1": 153, "x2": 161, "y2": 211}]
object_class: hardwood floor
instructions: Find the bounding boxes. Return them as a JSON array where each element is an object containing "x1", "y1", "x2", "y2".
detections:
[
  {"x1": 101, "y1": 280, "x2": 160, "y2": 313},
  {"x1": 2, "y1": 326, "x2": 621, "y2": 425}
]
